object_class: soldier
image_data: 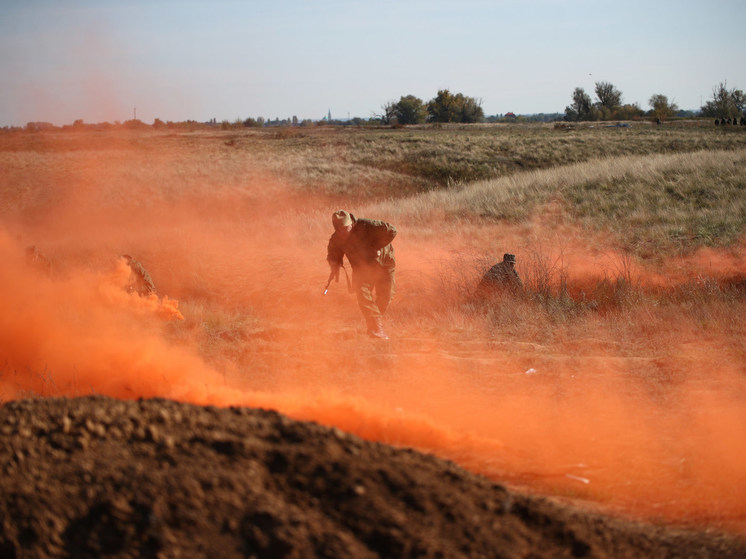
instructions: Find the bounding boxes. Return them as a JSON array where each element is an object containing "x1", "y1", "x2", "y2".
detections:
[
  {"x1": 327, "y1": 209, "x2": 396, "y2": 340},
  {"x1": 122, "y1": 254, "x2": 157, "y2": 296},
  {"x1": 477, "y1": 253, "x2": 523, "y2": 295}
]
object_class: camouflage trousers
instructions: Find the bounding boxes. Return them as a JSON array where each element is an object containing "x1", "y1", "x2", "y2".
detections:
[{"x1": 353, "y1": 264, "x2": 395, "y2": 320}]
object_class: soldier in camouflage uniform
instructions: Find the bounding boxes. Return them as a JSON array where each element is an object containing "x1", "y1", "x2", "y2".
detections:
[
  {"x1": 122, "y1": 254, "x2": 157, "y2": 296},
  {"x1": 477, "y1": 253, "x2": 523, "y2": 296},
  {"x1": 327, "y1": 210, "x2": 397, "y2": 340}
]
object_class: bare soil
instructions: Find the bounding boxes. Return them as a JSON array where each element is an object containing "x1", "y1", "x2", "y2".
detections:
[{"x1": 2, "y1": 396, "x2": 744, "y2": 559}]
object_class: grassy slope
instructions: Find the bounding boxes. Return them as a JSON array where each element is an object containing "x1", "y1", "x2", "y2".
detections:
[
  {"x1": 1, "y1": 123, "x2": 745, "y2": 532},
  {"x1": 4, "y1": 122, "x2": 744, "y2": 255}
]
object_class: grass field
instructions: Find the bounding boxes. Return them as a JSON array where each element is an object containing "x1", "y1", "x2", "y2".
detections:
[{"x1": 1, "y1": 121, "x2": 745, "y2": 532}]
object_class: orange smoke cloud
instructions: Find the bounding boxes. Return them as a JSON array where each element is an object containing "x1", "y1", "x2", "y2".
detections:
[
  {"x1": 1, "y1": 230, "x2": 201, "y2": 399},
  {"x1": 2, "y1": 143, "x2": 745, "y2": 534}
]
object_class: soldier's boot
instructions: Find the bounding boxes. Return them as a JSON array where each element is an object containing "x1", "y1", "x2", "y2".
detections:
[{"x1": 366, "y1": 316, "x2": 389, "y2": 340}]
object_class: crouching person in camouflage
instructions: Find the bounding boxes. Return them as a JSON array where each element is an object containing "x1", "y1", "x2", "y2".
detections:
[
  {"x1": 476, "y1": 253, "x2": 523, "y2": 296},
  {"x1": 327, "y1": 209, "x2": 396, "y2": 340},
  {"x1": 122, "y1": 254, "x2": 157, "y2": 296}
]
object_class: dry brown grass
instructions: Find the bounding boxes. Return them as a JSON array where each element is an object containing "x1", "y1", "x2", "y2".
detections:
[
  {"x1": 2, "y1": 124, "x2": 745, "y2": 531},
  {"x1": 382, "y1": 148, "x2": 746, "y2": 256},
  {"x1": 6, "y1": 121, "x2": 745, "y2": 202},
  {"x1": 2, "y1": 124, "x2": 743, "y2": 357}
]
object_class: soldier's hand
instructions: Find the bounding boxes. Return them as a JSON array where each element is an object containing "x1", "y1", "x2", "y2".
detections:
[{"x1": 329, "y1": 262, "x2": 341, "y2": 281}]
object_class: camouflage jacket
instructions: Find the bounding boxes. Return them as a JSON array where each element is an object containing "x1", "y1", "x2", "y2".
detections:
[
  {"x1": 327, "y1": 216, "x2": 396, "y2": 271},
  {"x1": 478, "y1": 262, "x2": 523, "y2": 292},
  {"x1": 125, "y1": 257, "x2": 157, "y2": 296}
]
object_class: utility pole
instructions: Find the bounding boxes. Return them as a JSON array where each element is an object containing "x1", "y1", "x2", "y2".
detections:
[{"x1": 133, "y1": 106, "x2": 137, "y2": 120}]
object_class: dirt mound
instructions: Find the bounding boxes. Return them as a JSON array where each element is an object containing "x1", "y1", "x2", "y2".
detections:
[{"x1": 1, "y1": 396, "x2": 744, "y2": 559}]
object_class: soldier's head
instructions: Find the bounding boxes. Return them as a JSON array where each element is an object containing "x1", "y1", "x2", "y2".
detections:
[
  {"x1": 503, "y1": 253, "x2": 516, "y2": 267},
  {"x1": 332, "y1": 209, "x2": 354, "y2": 238}
]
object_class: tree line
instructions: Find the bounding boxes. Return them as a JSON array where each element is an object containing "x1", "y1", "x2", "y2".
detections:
[
  {"x1": 378, "y1": 80, "x2": 743, "y2": 126},
  {"x1": 11, "y1": 80, "x2": 745, "y2": 133},
  {"x1": 380, "y1": 89, "x2": 485, "y2": 125},
  {"x1": 565, "y1": 80, "x2": 744, "y2": 122}
]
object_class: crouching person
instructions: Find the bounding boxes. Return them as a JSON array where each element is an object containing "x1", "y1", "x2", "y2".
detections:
[
  {"x1": 476, "y1": 253, "x2": 523, "y2": 297},
  {"x1": 327, "y1": 210, "x2": 396, "y2": 340}
]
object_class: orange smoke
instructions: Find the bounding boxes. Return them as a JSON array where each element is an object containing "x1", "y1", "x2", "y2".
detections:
[{"x1": 1, "y1": 140, "x2": 745, "y2": 534}]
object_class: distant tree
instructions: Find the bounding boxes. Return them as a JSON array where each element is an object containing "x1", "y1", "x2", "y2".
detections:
[
  {"x1": 378, "y1": 101, "x2": 397, "y2": 125},
  {"x1": 26, "y1": 121, "x2": 56, "y2": 132},
  {"x1": 564, "y1": 87, "x2": 594, "y2": 121},
  {"x1": 594, "y1": 81, "x2": 623, "y2": 111},
  {"x1": 392, "y1": 95, "x2": 427, "y2": 125},
  {"x1": 459, "y1": 95, "x2": 484, "y2": 123},
  {"x1": 734, "y1": 89, "x2": 746, "y2": 113},
  {"x1": 648, "y1": 94, "x2": 678, "y2": 121},
  {"x1": 615, "y1": 103, "x2": 644, "y2": 120},
  {"x1": 700, "y1": 81, "x2": 744, "y2": 119},
  {"x1": 427, "y1": 89, "x2": 459, "y2": 123},
  {"x1": 427, "y1": 89, "x2": 484, "y2": 123},
  {"x1": 123, "y1": 119, "x2": 147, "y2": 130}
]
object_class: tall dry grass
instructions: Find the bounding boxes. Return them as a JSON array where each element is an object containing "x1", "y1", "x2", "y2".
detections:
[
  {"x1": 1, "y1": 125, "x2": 744, "y2": 379},
  {"x1": 382, "y1": 149, "x2": 746, "y2": 256},
  {"x1": 8, "y1": 123, "x2": 746, "y2": 200},
  {"x1": 234, "y1": 123, "x2": 746, "y2": 202}
]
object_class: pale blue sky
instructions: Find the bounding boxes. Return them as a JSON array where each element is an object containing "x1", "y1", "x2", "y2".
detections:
[{"x1": 2, "y1": 0, "x2": 745, "y2": 126}]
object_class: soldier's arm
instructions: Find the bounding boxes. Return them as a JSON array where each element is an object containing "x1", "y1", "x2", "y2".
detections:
[{"x1": 326, "y1": 234, "x2": 344, "y2": 267}]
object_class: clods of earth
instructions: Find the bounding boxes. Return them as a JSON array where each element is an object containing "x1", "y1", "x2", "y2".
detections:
[{"x1": 1, "y1": 396, "x2": 744, "y2": 558}]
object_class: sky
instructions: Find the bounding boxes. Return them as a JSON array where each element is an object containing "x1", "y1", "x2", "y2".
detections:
[{"x1": 2, "y1": 0, "x2": 745, "y2": 126}]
